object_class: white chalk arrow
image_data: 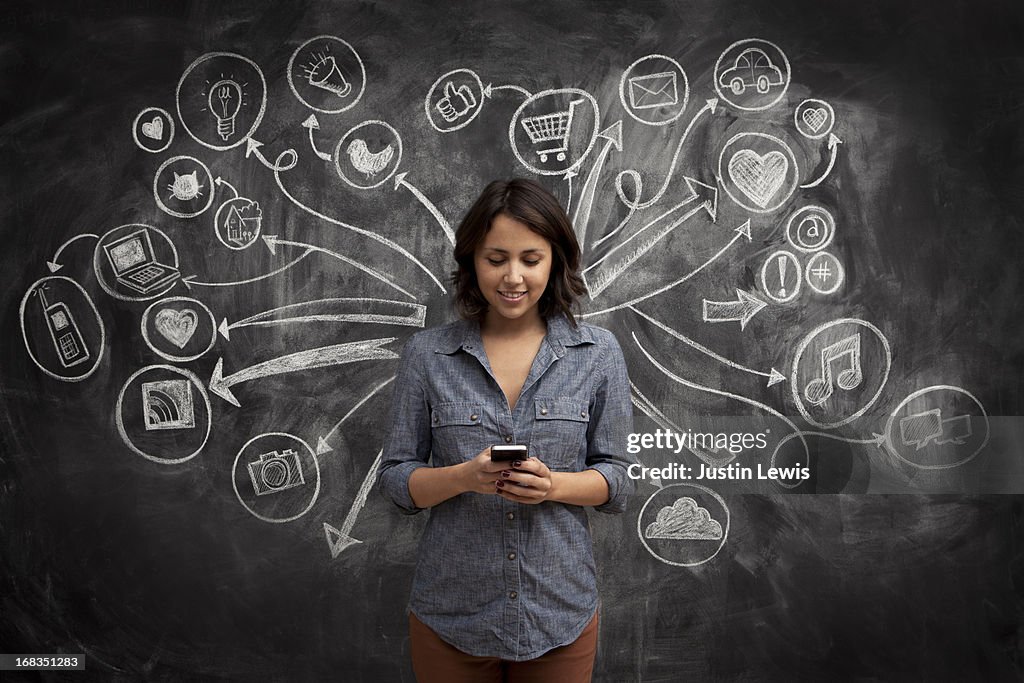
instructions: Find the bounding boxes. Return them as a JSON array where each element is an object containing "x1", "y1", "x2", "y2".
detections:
[
  {"x1": 219, "y1": 298, "x2": 426, "y2": 341},
  {"x1": 583, "y1": 218, "x2": 751, "y2": 318},
  {"x1": 800, "y1": 133, "x2": 842, "y2": 189},
  {"x1": 324, "y1": 450, "x2": 384, "y2": 558},
  {"x1": 301, "y1": 115, "x2": 332, "y2": 162},
  {"x1": 214, "y1": 176, "x2": 239, "y2": 198},
  {"x1": 246, "y1": 138, "x2": 298, "y2": 172},
  {"x1": 395, "y1": 172, "x2": 455, "y2": 245},
  {"x1": 702, "y1": 289, "x2": 768, "y2": 330},
  {"x1": 564, "y1": 169, "x2": 578, "y2": 208},
  {"x1": 317, "y1": 376, "x2": 396, "y2": 454},
  {"x1": 209, "y1": 338, "x2": 400, "y2": 407},
  {"x1": 47, "y1": 233, "x2": 98, "y2": 273},
  {"x1": 629, "y1": 304, "x2": 784, "y2": 387},
  {"x1": 261, "y1": 235, "x2": 417, "y2": 301},
  {"x1": 572, "y1": 120, "x2": 622, "y2": 247},
  {"x1": 483, "y1": 83, "x2": 532, "y2": 99},
  {"x1": 583, "y1": 176, "x2": 718, "y2": 298},
  {"x1": 181, "y1": 249, "x2": 314, "y2": 290}
]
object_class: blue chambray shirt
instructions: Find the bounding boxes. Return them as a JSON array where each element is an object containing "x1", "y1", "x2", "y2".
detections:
[{"x1": 377, "y1": 312, "x2": 636, "y2": 661}]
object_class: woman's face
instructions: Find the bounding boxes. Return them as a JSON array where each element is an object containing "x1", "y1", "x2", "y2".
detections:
[{"x1": 473, "y1": 213, "x2": 552, "y2": 325}]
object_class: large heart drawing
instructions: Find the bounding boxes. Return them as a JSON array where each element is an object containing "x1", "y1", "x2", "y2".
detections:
[
  {"x1": 155, "y1": 308, "x2": 198, "y2": 349},
  {"x1": 801, "y1": 107, "x2": 828, "y2": 133},
  {"x1": 728, "y1": 149, "x2": 789, "y2": 208},
  {"x1": 141, "y1": 116, "x2": 164, "y2": 140}
]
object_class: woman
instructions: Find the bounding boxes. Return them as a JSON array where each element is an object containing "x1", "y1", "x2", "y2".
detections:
[{"x1": 377, "y1": 178, "x2": 635, "y2": 682}]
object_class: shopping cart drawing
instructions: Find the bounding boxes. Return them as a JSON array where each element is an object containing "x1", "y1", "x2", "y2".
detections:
[{"x1": 519, "y1": 98, "x2": 585, "y2": 163}]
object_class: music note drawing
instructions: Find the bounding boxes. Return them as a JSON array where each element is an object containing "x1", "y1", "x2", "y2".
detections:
[{"x1": 804, "y1": 333, "x2": 863, "y2": 406}]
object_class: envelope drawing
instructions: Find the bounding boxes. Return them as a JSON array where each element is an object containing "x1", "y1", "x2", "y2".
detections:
[{"x1": 628, "y1": 71, "x2": 678, "y2": 110}]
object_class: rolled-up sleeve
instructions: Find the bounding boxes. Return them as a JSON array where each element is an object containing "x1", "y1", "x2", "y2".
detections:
[
  {"x1": 585, "y1": 332, "x2": 637, "y2": 514},
  {"x1": 376, "y1": 335, "x2": 431, "y2": 514}
]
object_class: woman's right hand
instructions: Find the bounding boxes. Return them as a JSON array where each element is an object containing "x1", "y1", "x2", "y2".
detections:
[{"x1": 459, "y1": 447, "x2": 513, "y2": 495}]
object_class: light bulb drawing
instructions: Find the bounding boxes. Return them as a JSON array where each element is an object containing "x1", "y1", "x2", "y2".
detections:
[
  {"x1": 208, "y1": 79, "x2": 243, "y2": 141},
  {"x1": 301, "y1": 51, "x2": 351, "y2": 98}
]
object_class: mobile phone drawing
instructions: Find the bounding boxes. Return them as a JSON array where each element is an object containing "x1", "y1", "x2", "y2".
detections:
[{"x1": 38, "y1": 286, "x2": 90, "y2": 368}]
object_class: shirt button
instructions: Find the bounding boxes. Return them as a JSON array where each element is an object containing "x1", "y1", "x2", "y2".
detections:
[
  {"x1": 507, "y1": 512, "x2": 515, "y2": 521},
  {"x1": 540, "y1": 407, "x2": 548, "y2": 415},
  {"x1": 504, "y1": 435, "x2": 513, "y2": 443},
  {"x1": 507, "y1": 552, "x2": 516, "y2": 560},
  {"x1": 580, "y1": 411, "x2": 587, "y2": 418},
  {"x1": 509, "y1": 591, "x2": 518, "y2": 600},
  {"x1": 433, "y1": 414, "x2": 439, "y2": 423},
  {"x1": 470, "y1": 414, "x2": 478, "y2": 421}
]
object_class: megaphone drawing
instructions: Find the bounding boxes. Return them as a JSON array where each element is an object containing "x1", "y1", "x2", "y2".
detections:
[{"x1": 305, "y1": 55, "x2": 352, "y2": 98}]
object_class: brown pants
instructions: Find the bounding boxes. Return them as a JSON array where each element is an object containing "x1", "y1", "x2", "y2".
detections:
[{"x1": 409, "y1": 611, "x2": 599, "y2": 683}]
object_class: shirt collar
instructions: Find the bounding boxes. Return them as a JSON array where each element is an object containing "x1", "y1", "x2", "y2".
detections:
[{"x1": 433, "y1": 313, "x2": 593, "y2": 357}]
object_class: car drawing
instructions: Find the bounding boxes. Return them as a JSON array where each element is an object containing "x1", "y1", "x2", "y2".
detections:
[{"x1": 719, "y1": 47, "x2": 784, "y2": 95}]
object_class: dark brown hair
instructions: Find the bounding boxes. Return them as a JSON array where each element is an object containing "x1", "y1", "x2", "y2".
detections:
[{"x1": 451, "y1": 178, "x2": 587, "y2": 326}]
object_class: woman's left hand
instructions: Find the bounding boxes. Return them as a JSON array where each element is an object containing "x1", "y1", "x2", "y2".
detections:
[{"x1": 495, "y1": 457, "x2": 554, "y2": 504}]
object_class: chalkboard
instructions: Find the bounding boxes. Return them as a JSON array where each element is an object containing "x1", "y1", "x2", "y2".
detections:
[{"x1": 2, "y1": 0, "x2": 1023, "y2": 680}]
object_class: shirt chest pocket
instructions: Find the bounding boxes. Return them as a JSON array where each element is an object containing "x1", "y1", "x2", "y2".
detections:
[
  {"x1": 529, "y1": 398, "x2": 591, "y2": 471},
  {"x1": 430, "y1": 402, "x2": 487, "y2": 466}
]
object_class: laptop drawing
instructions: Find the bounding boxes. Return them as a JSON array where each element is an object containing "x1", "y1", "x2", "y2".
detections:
[{"x1": 103, "y1": 229, "x2": 180, "y2": 294}]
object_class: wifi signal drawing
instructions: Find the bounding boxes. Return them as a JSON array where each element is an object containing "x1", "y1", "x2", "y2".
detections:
[{"x1": 142, "y1": 379, "x2": 196, "y2": 431}]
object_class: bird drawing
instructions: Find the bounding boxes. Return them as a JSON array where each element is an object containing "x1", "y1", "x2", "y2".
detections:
[{"x1": 346, "y1": 138, "x2": 394, "y2": 178}]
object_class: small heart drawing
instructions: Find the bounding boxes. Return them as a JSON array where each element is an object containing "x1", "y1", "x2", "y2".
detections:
[
  {"x1": 802, "y1": 107, "x2": 828, "y2": 133},
  {"x1": 141, "y1": 116, "x2": 164, "y2": 140},
  {"x1": 728, "y1": 149, "x2": 789, "y2": 209},
  {"x1": 155, "y1": 308, "x2": 198, "y2": 349}
]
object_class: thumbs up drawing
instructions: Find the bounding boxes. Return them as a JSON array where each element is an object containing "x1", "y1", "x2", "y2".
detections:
[{"x1": 435, "y1": 81, "x2": 477, "y2": 122}]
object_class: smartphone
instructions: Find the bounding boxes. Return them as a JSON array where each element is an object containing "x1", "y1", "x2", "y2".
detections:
[{"x1": 490, "y1": 444, "x2": 527, "y2": 462}]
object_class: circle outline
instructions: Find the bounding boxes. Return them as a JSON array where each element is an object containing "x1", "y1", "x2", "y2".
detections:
[
  {"x1": 176, "y1": 51, "x2": 268, "y2": 151},
  {"x1": 154, "y1": 155, "x2": 216, "y2": 219},
  {"x1": 232, "y1": 432, "x2": 322, "y2": 523},
  {"x1": 424, "y1": 68, "x2": 485, "y2": 133},
  {"x1": 333, "y1": 120, "x2": 404, "y2": 190},
  {"x1": 637, "y1": 483, "x2": 730, "y2": 567},
  {"x1": 713, "y1": 38, "x2": 791, "y2": 112},
  {"x1": 93, "y1": 224, "x2": 181, "y2": 302},
  {"x1": 286, "y1": 35, "x2": 366, "y2": 115},
  {"x1": 794, "y1": 98, "x2": 835, "y2": 140},
  {"x1": 132, "y1": 107, "x2": 175, "y2": 154},
  {"x1": 884, "y1": 385, "x2": 990, "y2": 470},
  {"x1": 213, "y1": 196, "x2": 262, "y2": 250},
  {"x1": 718, "y1": 131, "x2": 799, "y2": 214},
  {"x1": 617, "y1": 54, "x2": 690, "y2": 127},
  {"x1": 804, "y1": 251, "x2": 844, "y2": 295},
  {"x1": 115, "y1": 364, "x2": 212, "y2": 464},
  {"x1": 786, "y1": 205, "x2": 836, "y2": 253},
  {"x1": 19, "y1": 275, "x2": 106, "y2": 383},
  {"x1": 508, "y1": 88, "x2": 601, "y2": 177},
  {"x1": 760, "y1": 249, "x2": 802, "y2": 303},
  {"x1": 140, "y1": 296, "x2": 217, "y2": 363}
]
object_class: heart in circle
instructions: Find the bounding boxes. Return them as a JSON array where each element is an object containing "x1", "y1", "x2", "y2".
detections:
[
  {"x1": 801, "y1": 107, "x2": 828, "y2": 133},
  {"x1": 155, "y1": 308, "x2": 198, "y2": 349},
  {"x1": 728, "y1": 149, "x2": 789, "y2": 209},
  {"x1": 141, "y1": 116, "x2": 164, "y2": 140}
]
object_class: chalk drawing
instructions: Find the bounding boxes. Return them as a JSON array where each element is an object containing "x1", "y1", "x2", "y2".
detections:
[
  {"x1": 790, "y1": 318, "x2": 892, "y2": 429},
  {"x1": 794, "y1": 98, "x2": 835, "y2": 140},
  {"x1": 181, "y1": 249, "x2": 314, "y2": 289},
  {"x1": 153, "y1": 156, "x2": 215, "y2": 219},
  {"x1": 317, "y1": 376, "x2": 396, "y2": 454},
  {"x1": 213, "y1": 196, "x2": 262, "y2": 250},
  {"x1": 301, "y1": 115, "x2": 333, "y2": 161},
  {"x1": 176, "y1": 52, "x2": 267, "y2": 151},
  {"x1": 394, "y1": 172, "x2": 455, "y2": 245},
  {"x1": 800, "y1": 133, "x2": 843, "y2": 189},
  {"x1": 509, "y1": 88, "x2": 600, "y2": 176},
  {"x1": 760, "y1": 250, "x2": 801, "y2": 304},
  {"x1": 245, "y1": 139, "x2": 298, "y2": 172},
  {"x1": 209, "y1": 338, "x2": 400, "y2": 407},
  {"x1": 883, "y1": 385, "x2": 989, "y2": 469},
  {"x1": 220, "y1": 299, "x2": 425, "y2": 342},
  {"x1": 94, "y1": 225, "x2": 181, "y2": 302},
  {"x1": 115, "y1": 365, "x2": 212, "y2": 464},
  {"x1": 618, "y1": 54, "x2": 690, "y2": 126},
  {"x1": 804, "y1": 251, "x2": 844, "y2": 295},
  {"x1": 714, "y1": 39, "x2": 791, "y2": 111},
  {"x1": 638, "y1": 484, "x2": 730, "y2": 567},
  {"x1": 232, "y1": 433, "x2": 321, "y2": 524},
  {"x1": 572, "y1": 121, "x2": 622, "y2": 248},
  {"x1": 425, "y1": 68, "x2": 485, "y2": 133},
  {"x1": 20, "y1": 276, "x2": 105, "y2": 382},
  {"x1": 768, "y1": 430, "x2": 886, "y2": 489},
  {"x1": 785, "y1": 205, "x2": 835, "y2": 253},
  {"x1": 702, "y1": 289, "x2": 768, "y2": 330},
  {"x1": 287, "y1": 35, "x2": 365, "y2": 114},
  {"x1": 131, "y1": 107, "x2": 174, "y2": 154},
  {"x1": 324, "y1": 449, "x2": 383, "y2": 557},
  {"x1": 582, "y1": 220, "x2": 751, "y2": 318},
  {"x1": 141, "y1": 296, "x2": 217, "y2": 363},
  {"x1": 46, "y1": 233, "x2": 99, "y2": 273},
  {"x1": 718, "y1": 132, "x2": 799, "y2": 214},
  {"x1": 334, "y1": 120, "x2": 403, "y2": 190},
  {"x1": 583, "y1": 177, "x2": 718, "y2": 298},
  {"x1": 629, "y1": 305, "x2": 784, "y2": 386}
]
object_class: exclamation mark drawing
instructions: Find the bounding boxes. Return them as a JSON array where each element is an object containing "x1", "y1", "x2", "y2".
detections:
[{"x1": 778, "y1": 254, "x2": 787, "y2": 298}]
